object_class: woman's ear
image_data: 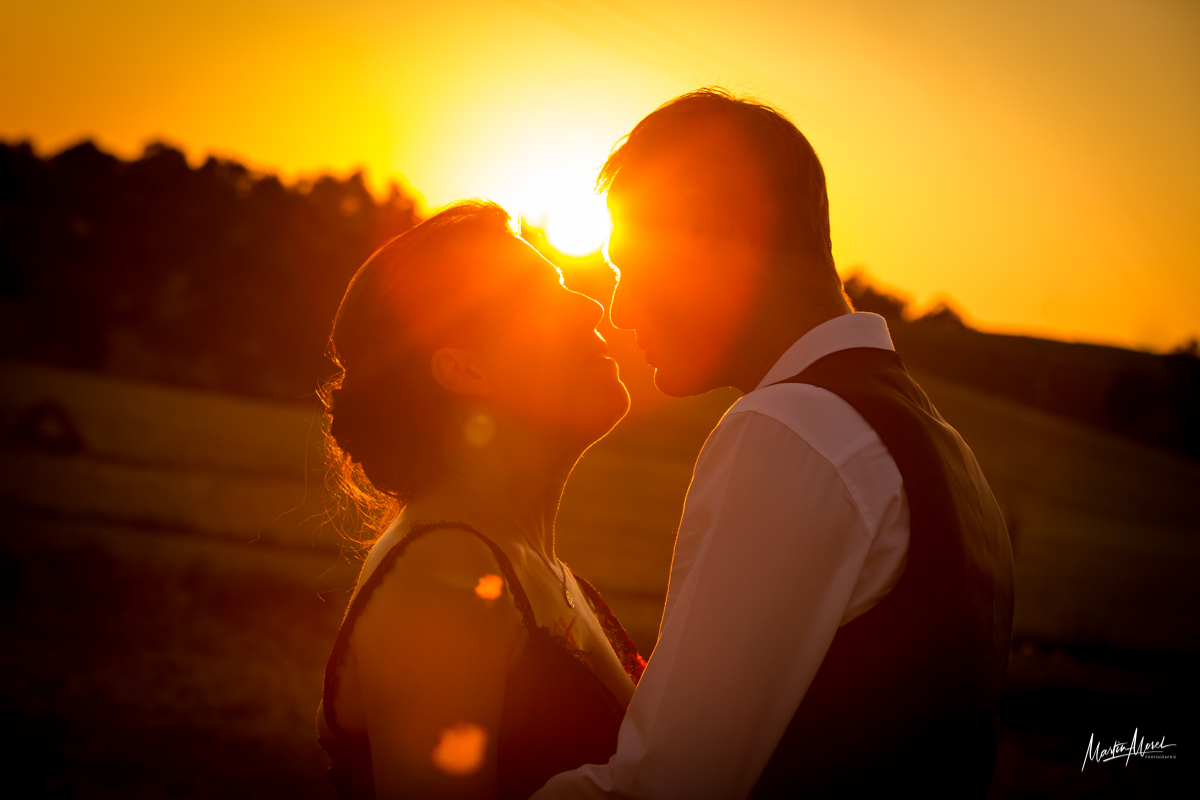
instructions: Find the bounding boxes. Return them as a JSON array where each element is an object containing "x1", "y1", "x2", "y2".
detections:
[{"x1": 430, "y1": 347, "x2": 490, "y2": 398}]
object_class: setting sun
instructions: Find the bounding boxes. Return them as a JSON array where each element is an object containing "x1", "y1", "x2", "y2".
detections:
[
  {"x1": 497, "y1": 156, "x2": 613, "y2": 257},
  {"x1": 535, "y1": 193, "x2": 612, "y2": 257}
]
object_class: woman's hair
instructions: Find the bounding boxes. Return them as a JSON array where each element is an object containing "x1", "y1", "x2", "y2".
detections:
[{"x1": 319, "y1": 200, "x2": 518, "y2": 541}]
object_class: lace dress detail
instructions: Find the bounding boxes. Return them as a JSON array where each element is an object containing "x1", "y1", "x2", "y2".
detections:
[
  {"x1": 571, "y1": 573, "x2": 646, "y2": 685},
  {"x1": 319, "y1": 521, "x2": 643, "y2": 800}
]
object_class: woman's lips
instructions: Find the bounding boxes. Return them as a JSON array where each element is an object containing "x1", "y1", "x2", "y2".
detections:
[{"x1": 583, "y1": 332, "x2": 610, "y2": 362}]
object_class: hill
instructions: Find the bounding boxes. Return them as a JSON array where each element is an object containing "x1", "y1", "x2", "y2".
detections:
[
  {"x1": 3, "y1": 342, "x2": 1195, "y2": 797},
  {"x1": 844, "y1": 274, "x2": 1200, "y2": 460},
  {"x1": 4, "y1": 352, "x2": 1197, "y2": 654}
]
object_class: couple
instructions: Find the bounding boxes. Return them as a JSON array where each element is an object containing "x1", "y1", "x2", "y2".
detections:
[{"x1": 316, "y1": 89, "x2": 1015, "y2": 799}]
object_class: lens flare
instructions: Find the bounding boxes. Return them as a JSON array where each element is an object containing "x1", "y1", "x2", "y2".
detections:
[
  {"x1": 475, "y1": 573, "x2": 503, "y2": 601},
  {"x1": 463, "y1": 413, "x2": 496, "y2": 446},
  {"x1": 432, "y1": 722, "x2": 488, "y2": 776}
]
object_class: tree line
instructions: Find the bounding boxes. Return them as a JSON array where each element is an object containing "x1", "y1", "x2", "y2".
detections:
[{"x1": 0, "y1": 139, "x2": 417, "y2": 401}]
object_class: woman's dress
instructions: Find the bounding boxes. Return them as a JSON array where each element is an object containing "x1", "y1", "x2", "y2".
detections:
[{"x1": 319, "y1": 521, "x2": 645, "y2": 799}]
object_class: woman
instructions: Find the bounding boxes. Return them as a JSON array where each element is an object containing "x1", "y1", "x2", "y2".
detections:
[{"x1": 316, "y1": 200, "x2": 643, "y2": 799}]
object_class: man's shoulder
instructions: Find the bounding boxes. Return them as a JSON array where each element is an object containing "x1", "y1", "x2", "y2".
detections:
[
  {"x1": 700, "y1": 383, "x2": 908, "y2": 547},
  {"x1": 720, "y1": 383, "x2": 885, "y2": 470}
]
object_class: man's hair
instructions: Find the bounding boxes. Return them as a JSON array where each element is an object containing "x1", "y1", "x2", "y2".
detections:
[{"x1": 599, "y1": 88, "x2": 838, "y2": 288}]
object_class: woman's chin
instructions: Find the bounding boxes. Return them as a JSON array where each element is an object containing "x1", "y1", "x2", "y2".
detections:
[
  {"x1": 564, "y1": 377, "x2": 631, "y2": 446},
  {"x1": 597, "y1": 369, "x2": 631, "y2": 418},
  {"x1": 597, "y1": 380, "x2": 632, "y2": 436}
]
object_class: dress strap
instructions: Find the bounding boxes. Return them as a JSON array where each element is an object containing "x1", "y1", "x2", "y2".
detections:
[
  {"x1": 570, "y1": 572, "x2": 646, "y2": 685},
  {"x1": 403, "y1": 521, "x2": 539, "y2": 627},
  {"x1": 321, "y1": 520, "x2": 537, "y2": 737}
]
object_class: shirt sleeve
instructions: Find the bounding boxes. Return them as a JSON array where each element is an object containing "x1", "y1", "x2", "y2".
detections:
[{"x1": 531, "y1": 409, "x2": 879, "y2": 800}]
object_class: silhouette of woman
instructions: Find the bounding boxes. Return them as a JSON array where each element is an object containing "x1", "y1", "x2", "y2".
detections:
[{"x1": 316, "y1": 200, "x2": 643, "y2": 799}]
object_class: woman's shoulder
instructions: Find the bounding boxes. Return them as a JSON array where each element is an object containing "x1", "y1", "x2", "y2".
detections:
[
  {"x1": 389, "y1": 522, "x2": 510, "y2": 589},
  {"x1": 353, "y1": 521, "x2": 528, "y2": 637},
  {"x1": 357, "y1": 518, "x2": 500, "y2": 588}
]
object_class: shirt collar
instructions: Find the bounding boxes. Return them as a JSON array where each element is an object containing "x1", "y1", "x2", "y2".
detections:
[{"x1": 754, "y1": 312, "x2": 896, "y2": 391}]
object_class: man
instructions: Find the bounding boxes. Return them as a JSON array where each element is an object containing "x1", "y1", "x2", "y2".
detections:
[{"x1": 533, "y1": 89, "x2": 1015, "y2": 799}]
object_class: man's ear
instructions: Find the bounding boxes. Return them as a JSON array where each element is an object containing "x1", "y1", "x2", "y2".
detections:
[{"x1": 430, "y1": 347, "x2": 490, "y2": 398}]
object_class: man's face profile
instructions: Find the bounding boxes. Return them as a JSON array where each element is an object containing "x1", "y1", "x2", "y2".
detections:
[{"x1": 606, "y1": 121, "x2": 776, "y2": 397}]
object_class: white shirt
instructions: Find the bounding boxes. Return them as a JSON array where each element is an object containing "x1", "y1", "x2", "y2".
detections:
[{"x1": 532, "y1": 312, "x2": 911, "y2": 800}]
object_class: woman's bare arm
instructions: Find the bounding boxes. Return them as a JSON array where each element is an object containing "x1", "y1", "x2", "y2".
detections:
[{"x1": 351, "y1": 528, "x2": 524, "y2": 798}]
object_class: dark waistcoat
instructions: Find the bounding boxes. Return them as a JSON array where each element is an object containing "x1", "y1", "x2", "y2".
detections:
[{"x1": 748, "y1": 347, "x2": 1015, "y2": 799}]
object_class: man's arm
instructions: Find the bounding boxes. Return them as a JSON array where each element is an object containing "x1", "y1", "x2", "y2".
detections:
[{"x1": 533, "y1": 409, "x2": 885, "y2": 799}]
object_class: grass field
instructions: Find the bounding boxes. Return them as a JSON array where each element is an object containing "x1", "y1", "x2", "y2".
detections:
[{"x1": 1, "y1": 347, "x2": 1194, "y2": 797}]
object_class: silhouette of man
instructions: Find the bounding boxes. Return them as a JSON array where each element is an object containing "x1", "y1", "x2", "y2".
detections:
[{"x1": 532, "y1": 89, "x2": 1015, "y2": 799}]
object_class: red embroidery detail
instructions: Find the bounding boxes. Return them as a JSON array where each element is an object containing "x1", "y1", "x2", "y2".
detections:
[{"x1": 553, "y1": 615, "x2": 579, "y2": 648}]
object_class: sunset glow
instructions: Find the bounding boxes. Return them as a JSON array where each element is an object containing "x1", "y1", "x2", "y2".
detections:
[{"x1": 2, "y1": 1, "x2": 1197, "y2": 351}]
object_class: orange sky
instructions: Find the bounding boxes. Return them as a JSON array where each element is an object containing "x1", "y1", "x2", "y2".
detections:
[{"x1": 3, "y1": 0, "x2": 1197, "y2": 352}]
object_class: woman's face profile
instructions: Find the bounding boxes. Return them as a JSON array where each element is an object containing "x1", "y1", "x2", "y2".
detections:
[{"x1": 463, "y1": 236, "x2": 630, "y2": 442}]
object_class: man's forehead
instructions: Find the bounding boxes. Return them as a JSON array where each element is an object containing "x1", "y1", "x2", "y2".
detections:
[{"x1": 607, "y1": 116, "x2": 776, "y2": 234}]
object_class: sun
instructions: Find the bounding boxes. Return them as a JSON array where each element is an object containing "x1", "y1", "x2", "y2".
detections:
[
  {"x1": 542, "y1": 192, "x2": 612, "y2": 257},
  {"x1": 504, "y1": 160, "x2": 613, "y2": 257}
]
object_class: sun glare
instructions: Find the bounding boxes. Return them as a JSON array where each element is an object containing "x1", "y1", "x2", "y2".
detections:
[
  {"x1": 505, "y1": 161, "x2": 612, "y2": 257},
  {"x1": 541, "y1": 193, "x2": 612, "y2": 256}
]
